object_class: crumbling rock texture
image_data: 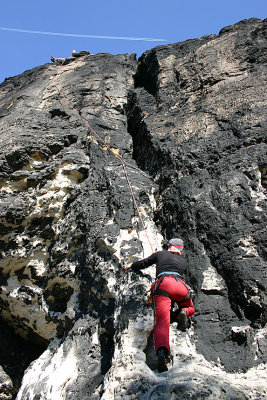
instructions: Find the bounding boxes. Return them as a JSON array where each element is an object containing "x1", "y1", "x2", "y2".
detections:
[
  {"x1": 0, "y1": 18, "x2": 266, "y2": 400},
  {"x1": 128, "y1": 17, "x2": 267, "y2": 372}
]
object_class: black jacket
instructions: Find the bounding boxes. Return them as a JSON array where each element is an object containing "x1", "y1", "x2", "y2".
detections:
[{"x1": 131, "y1": 250, "x2": 188, "y2": 278}]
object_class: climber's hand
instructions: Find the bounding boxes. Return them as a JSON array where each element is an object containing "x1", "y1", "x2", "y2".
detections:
[{"x1": 125, "y1": 263, "x2": 132, "y2": 271}]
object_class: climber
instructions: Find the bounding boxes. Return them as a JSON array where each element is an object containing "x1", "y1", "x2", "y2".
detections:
[
  {"x1": 51, "y1": 56, "x2": 66, "y2": 63},
  {"x1": 125, "y1": 238, "x2": 195, "y2": 373}
]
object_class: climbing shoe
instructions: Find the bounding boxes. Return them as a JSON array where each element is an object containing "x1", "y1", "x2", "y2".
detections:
[
  {"x1": 177, "y1": 309, "x2": 188, "y2": 332},
  {"x1": 157, "y1": 347, "x2": 168, "y2": 372},
  {"x1": 170, "y1": 308, "x2": 180, "y2": 324}
]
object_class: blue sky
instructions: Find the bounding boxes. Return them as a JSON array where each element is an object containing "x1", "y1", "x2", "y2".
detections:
[{"x1": 0, "y1": 0, "x2": 266, "y2": 84}]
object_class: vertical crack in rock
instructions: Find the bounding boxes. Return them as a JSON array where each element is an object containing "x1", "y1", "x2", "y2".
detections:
[
  {"x1": 1, "y1": 50, "x2": 163, "y2": 399},
  {"x1": 127, "y1": 17, "x2": 267, "y2": 377}
]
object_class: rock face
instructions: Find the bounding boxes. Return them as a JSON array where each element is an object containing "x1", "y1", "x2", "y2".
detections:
[{"x1": 0, "y1": 18, "x2": 266, "y2": 400}]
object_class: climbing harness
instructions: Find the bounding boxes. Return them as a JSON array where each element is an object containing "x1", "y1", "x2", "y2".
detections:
[
  {"x1": 51, "y1": 58, "x2": 154, "y2": 254},
  {"x1": 147, "y1": 282, "x2": 156, "y2": 306},
  {"x1": 155, "y1": 273, "x2": 191, "y2": 302},
  {"x1": 147, "y1": 272, "x2": 192, "y2": 306}
]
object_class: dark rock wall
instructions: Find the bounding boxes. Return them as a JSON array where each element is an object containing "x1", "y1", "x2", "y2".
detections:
[
  {"x1": 128, "y1": 17, "x2": 267, "y2": 370},
  {"x1": 0, "y1": 52, "x2": 150, "y2": 398},
  {"x1": 0, "y1": 319, "x2": 46, "y2": 399},
  {"x1": 0, "y1": 18, "x2": 266, "y2": 400}
]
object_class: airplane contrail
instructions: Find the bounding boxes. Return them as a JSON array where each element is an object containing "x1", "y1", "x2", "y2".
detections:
[{"x1": 0, "y1": 27, "x2": 166, "y2": 42}]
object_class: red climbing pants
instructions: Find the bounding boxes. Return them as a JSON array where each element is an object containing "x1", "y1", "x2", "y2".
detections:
[{"x1": 153, "y1": 276, "x2": 195, "y2": 353}]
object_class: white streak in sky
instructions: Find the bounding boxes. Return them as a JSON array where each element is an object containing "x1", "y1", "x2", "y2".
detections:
[{"x1": 0, "y1": 27, "x2": 166, "y2": 42}]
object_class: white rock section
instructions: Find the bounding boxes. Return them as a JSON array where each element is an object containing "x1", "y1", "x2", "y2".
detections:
[
  {"x1": 103, "y1": 183, "x2": 163, "y2": 264},
  {"x1": 112, "y1": 228, "x2": 137, "y2": 261},
  {"x1": 201, "y1": 265, "x2": 226, "y2": 293},
  {"x1": 237, "y1": 236, "x2": 259, "y2": 258},
  {"x1": 248, "y1": 167, "x2": 266, "y2": 212},
  {"x1": 133, "y1": 207, "x2": 163, "y2": 258},
  {"x1": 0, "y1": 365, "x2": 14, "y2": 400},
  {"x1": 101, "y1": 310, "x2": 155, "y2": 400},
  {"x1": 91, "y1": 321, "x2": 267, "y2": 399},
  {"x1": 0, "y1": 274, "x2": 80, "y2": 340},
  {"x1": 140, "y1": 191, "x2": 163, "y2": 256},
  {"x1": 167, "y1": 326, "x2": 267, "y2": 400},
  {"x1": 1, "y1": 276, "x2": 60, "y2": 340},
  {"x1": 0, "y1": 158, "x2": 85, "y2": 340},
  {"x1": 14, "y1": 317, "x2": 267, "y2": 400},
  {"x1": 16, "y1": 339, "x2": 79, "y2": 400},
  {"x1": 32, "y1": 163, "x2": 84, "y2": 221},
  {"x1": 100, "y1": 323, "x2": 267, "y2": 399},
  {"x1": 1, "y1": 240, "x2": 50, "y2": 277},
  {"x1": 99, "y1": 191, "x2": 164, "y2": 398}
]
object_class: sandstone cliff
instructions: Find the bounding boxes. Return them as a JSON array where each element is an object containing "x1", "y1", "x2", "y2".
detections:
[{"x1": 0, "y1": 18, "x2": 266, "y2": 400}]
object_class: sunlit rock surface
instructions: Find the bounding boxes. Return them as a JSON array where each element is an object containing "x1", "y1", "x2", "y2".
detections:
[{"x1": 0, "y1": 18, "x2": 266, "y2": 400}]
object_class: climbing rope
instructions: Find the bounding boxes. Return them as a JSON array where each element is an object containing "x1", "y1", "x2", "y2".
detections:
[{"x1": 52, "y1": 58, "x2": 154, "y2": 254}]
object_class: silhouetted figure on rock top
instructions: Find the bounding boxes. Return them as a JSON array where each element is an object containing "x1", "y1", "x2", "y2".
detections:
[
  {"x1": 125, "y1": 238, "x2": 195, "y2": 373},
  {"x1": 51, "y1": 50, "x2": 90, "y2": 64},
  {"x1": 51, "y1": 56, "x2": 66, "y2": 63}
]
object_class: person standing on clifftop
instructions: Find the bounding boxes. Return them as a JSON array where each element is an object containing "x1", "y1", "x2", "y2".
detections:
[{"x1": 125, "y1": 238, "x2": 195, "y2": 372}]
